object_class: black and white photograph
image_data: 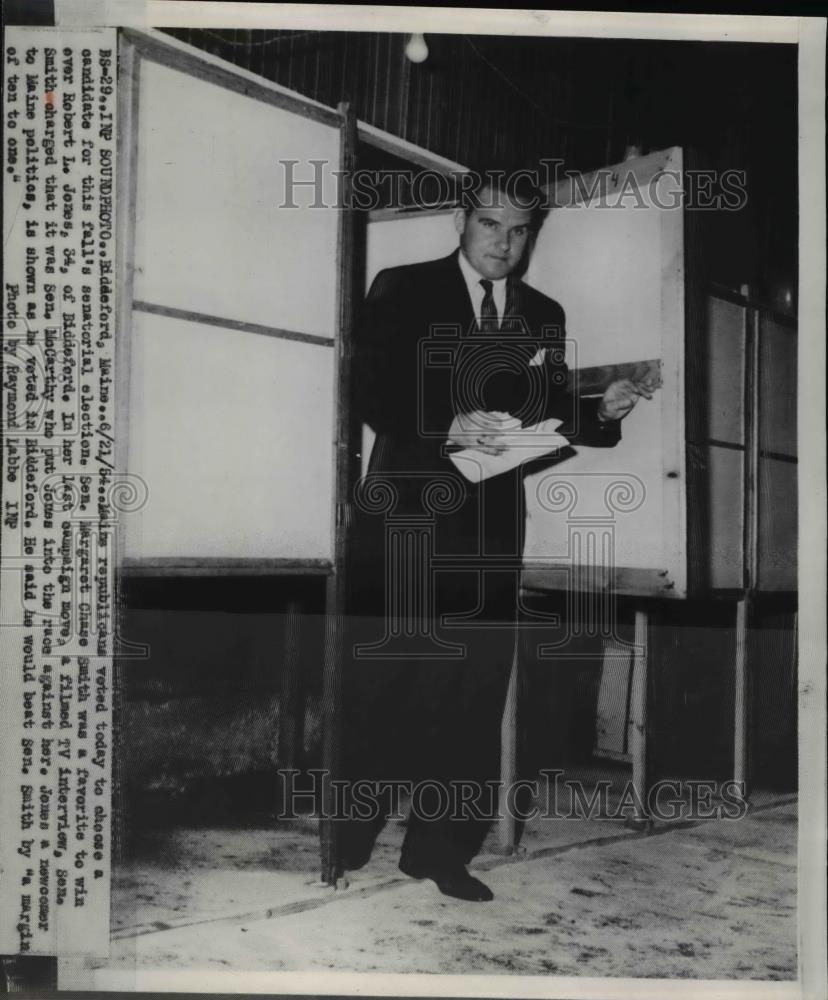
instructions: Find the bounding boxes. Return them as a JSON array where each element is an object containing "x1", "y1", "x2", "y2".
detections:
[{"x1": 0, "y1": 2, "x2": 825, "y2": 997}]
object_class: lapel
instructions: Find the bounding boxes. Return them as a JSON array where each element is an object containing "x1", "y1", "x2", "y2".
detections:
[
  {"x1": 503, "y1": 276, "x2": 531, "y2": 336},
  {"x1": 432, "y1": 249, "x2": 477, "y2": 335}
]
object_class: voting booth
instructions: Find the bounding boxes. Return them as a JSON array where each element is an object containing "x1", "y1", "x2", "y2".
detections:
[{"x1": 114, "y1": 30, "x2": 796, "y2": 879}]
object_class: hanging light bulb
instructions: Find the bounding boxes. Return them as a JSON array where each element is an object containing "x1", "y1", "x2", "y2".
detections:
[{"x1": 405, "y1": 33, "x2": 428, "y2": 64}]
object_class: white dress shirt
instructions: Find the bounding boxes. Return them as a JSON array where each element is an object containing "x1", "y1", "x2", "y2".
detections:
[{"x1": 457, "y1": 250, "x2": 547, "y2": 367}]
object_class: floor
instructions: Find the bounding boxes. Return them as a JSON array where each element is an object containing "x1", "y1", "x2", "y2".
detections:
[{"x1": 81, "y1": 777, "x2": 798, "y2": 988}]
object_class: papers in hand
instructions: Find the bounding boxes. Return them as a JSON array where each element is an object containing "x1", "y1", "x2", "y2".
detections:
[{"x1": 447, "y1": 416, "x2": 569, "y2": 484}]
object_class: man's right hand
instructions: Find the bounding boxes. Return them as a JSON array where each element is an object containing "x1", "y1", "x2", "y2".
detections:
[{"x1": 447, "y1": 411, "x2": 521, "y2": 456}]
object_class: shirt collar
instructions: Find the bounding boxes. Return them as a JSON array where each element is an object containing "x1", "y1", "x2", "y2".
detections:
[{"x1": 457, "y1": 248, "x2": 509, "y2": 299}]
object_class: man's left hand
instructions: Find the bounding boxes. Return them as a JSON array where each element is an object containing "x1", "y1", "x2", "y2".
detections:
[{"x1": 597, "y1": 378, "x2": 655, "y2": 422}]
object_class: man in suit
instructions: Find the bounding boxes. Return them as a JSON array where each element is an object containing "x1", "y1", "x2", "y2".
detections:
[{"x1": 340, "y1": 171, "x2": 648, "y2": 901}]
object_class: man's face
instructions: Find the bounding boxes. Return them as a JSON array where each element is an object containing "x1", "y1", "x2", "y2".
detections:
[{"x1": 454, "y1": 189, "x2": 535, "y2": 280}]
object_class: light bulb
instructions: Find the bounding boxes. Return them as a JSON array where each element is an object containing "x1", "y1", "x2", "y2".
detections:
[{"x1": 405, "y1": 33, "x2": 428, "y2": 64}]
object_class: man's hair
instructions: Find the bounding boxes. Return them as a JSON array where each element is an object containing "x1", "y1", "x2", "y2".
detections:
[{"x1": 457, "y1": 167, "x2": 549, "y2": 231}]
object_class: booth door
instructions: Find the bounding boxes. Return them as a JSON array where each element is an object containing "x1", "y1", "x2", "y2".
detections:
[{"x1": 119, "y1": 32, "x2": 347, "y2": 569}]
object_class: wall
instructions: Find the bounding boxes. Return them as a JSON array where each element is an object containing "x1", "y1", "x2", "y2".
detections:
[{"x1": 163, "y1": 29, "x2": 797, "y2": 307}]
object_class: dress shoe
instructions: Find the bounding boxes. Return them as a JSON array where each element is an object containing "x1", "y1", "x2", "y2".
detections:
[
  {"x1": 399, "y1": 856, "x2": 493, "y2": 901},
  {"x1": 434, "y1": 870, "x2": 494, "y2": 902}
]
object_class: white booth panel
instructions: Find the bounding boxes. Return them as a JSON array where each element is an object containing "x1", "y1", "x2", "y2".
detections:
[
  {"x1": 527, "y1": 203, "x2": 664, "y2": 367},
  {"x1": 366, "y1": 212, "x2": 458, "y2": 284},
  {"x1": 522, "y1": 395, "x2": 669, "y2": 576},
  {"x1": 134, "y1": 59, "x2": 340, "y2": 338},
  {"x1": 524, "y1": 164, "x2": 686, "y2": 591},
  {"x1": 124, "y1": 311, "x2": 335, "y2": 561}
]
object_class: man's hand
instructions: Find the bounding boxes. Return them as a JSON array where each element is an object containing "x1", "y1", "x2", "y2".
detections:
[
  {"x1": 597, "y1": 375, "x2": 659, "y2": 422},
  {"x1": 447, "y1": 410, "x2": 520, "y2": 456}
]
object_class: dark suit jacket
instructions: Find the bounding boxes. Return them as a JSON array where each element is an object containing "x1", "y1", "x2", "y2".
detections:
[{"x1": 355, "y1": 249, "x2": 620, "y2": 488}]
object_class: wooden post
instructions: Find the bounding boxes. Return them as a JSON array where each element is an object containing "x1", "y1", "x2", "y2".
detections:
[
  {"x1": 320, "y1": 574, "x2": 342, "y2": 885},
  {"x1": 733, "y1": 595, "x2": 749, "y2": 793},
  {"x1": 628, "y1": 607, "x2": 650, "y2": 827},
  {"x1": 320, "y1": 102, "x2": 357, "y2": 886},
  {"x1": 498, "y1": 636, "x2": 520, "y2": 854},
  {"x1": 277, "y1": 601, "x2": 303, "y2": 772},
  {"x1": 736, "y1": 286, "x2": 758, "y2": 801}
]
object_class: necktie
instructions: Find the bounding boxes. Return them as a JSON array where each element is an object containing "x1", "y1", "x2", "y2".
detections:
[{"x1": 478, "y1": 279, "x2": 499, "y2": 333}]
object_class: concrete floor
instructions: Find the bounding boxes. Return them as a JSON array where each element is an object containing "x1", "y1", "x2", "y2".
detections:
[{"x1": 81, "y1": 780, "x2": 798, "y2": 988}]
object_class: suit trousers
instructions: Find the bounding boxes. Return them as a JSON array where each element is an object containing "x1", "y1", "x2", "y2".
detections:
[{"x1": 339, "y1": 464, "x2": 524, "y2": 876}]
